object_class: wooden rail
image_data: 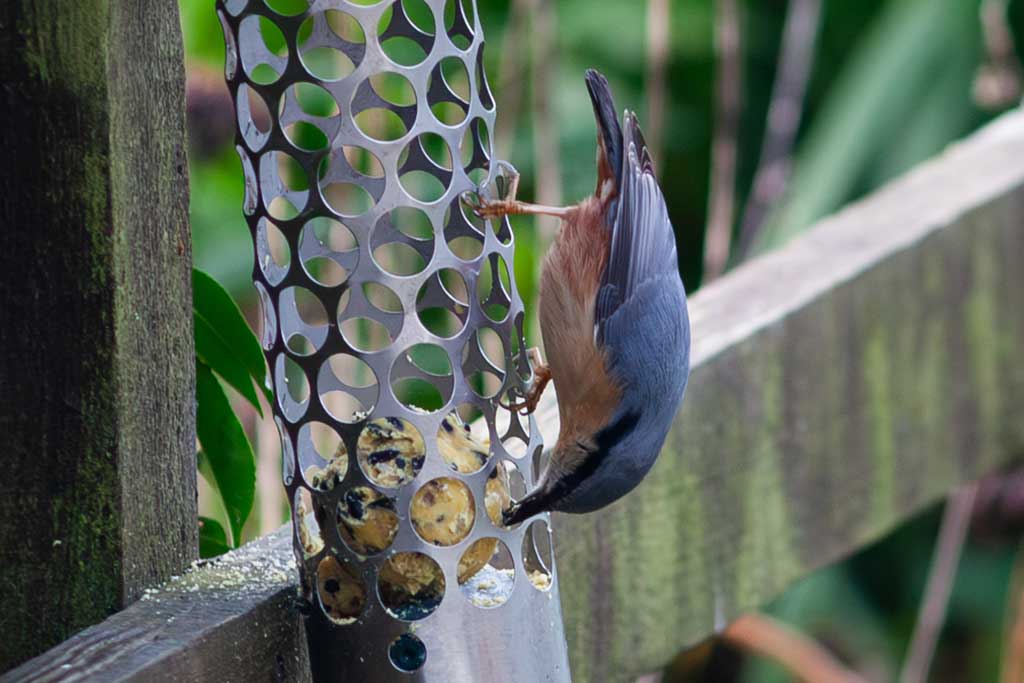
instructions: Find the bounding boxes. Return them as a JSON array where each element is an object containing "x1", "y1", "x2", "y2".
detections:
[
  {"x1": 0, "y1": 0, "x2": 195, "y2": 670},
  {"x1": 7, "y1": 110, "x2": 1024, "y2": 682}
]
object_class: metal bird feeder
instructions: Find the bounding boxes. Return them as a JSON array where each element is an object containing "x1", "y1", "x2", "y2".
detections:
[{"x1": 218, "y1": 0, "x2": 570, "y2": 679}]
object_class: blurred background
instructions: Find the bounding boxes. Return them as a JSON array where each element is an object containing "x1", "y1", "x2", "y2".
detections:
[{"x1": 181, "y1": 0, "x2": 1024, "y2": 680}]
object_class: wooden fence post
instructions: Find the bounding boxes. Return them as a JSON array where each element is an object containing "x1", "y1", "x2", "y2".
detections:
[{"x1": 0, "y1": 1, "x2": 195, "y2": 670}]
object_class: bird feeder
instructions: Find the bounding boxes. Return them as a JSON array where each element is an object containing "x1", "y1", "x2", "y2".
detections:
[{"x1": 218, "y1": 0, "x2": 571, "y2": 679}]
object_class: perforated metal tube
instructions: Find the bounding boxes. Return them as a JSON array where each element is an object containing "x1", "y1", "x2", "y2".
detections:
[{"x1": 218, "y1": 0, "x2": 571, "y2": 679}]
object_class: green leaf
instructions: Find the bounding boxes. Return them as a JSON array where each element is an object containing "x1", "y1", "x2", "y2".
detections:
[
  {"x1": 199, "y1": 516, "x2": 231, "y2": 558},
  {"x1": 193, "y1": 268, "x2": 272, "y2": 411},
  {"x1": 753, "y1": 0, "x2": 978, "y2": 253},
  {"x1": 196, "y1": 359, "x2": 256, "y2": 545}
]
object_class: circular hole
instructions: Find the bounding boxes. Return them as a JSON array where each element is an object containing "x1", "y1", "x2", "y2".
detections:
[
  {"x1": 460, "y1": 117, "x2": 490, "y2": 172},
  {"x1": 298, "y1": 421, "x2": 348, "y2": 490},
  {"x1": 522, "y1": 520, "x2": 554, "y2": 591},
  {"x1": 297, "y1": 11, "x2": 362, "y2": 81},
  {"x1": 237, "y1": 146, "x2": 259, "y2": 216},
  {"x1": 381, "y1": 35, "x2": 429, "y2": 66},
  {"x1": 437, "y1": 410, "x2": 490, "y2": 474},
  {"x1": 261, "y1": 151, "x2": 310, "y2": 214},
  {"x1": 240, "y1": 15, "x2": 288, "y2": 85},
  {"x1": 477, "y1": 253, "x2": 512, "y2": 321},
  {"x1": 401, "y1": 171, "x2": 447, "y2": 203},
  {"x1": 486, "y1": 460, "x2": 526, "y2": 529},
  {"x1": 294, "y1": 488, "x2": 324, "y2": 557},
  {"x1": 322, "y1": 182, "x2": 374, "y2": 217},
  {"x1": 320, "y1": 353, "x2": 379, "y2": 423},
  {"x1": 256, "y1": 217, "x2": 291, "y2": 286},
  {"x1": 410, "y1": 477, "x2": 475, "y2": 546},
  {"x1": 372, "y1": 242, "x2": 427, "y2": 276},
  {"x1": 275, "y1": 354, "x2": 311, "y2": 421},
  {"x1": 341, "y1": 145, "x2": 385, "y2": 178},
  {"x1": 476, "y1": 49, "x2": 494, "y2": 110},
  {"x1": 324, "y1": 8, "x2": 367, "y2": 42},
  {"x1": 339, "y1": 316, "x2": 395, "y2": 353},
  {"x1": 338, "y1": 486, "x2": 399, "y2": 555},
  {"x1": 379, "y1": 552, "x2": 444, "y2": 622},
  {"x1": 438, "y1": 56, "x2": 471, "y2": 102},
  {"x1": 389, "y1": 634, "x2": 427, "y2": 673},
  {"x1": 255, "y1": 281, "x2": 277, "y2": 350},
  {"x1": 280, "y1": 286, "x2": 329, "y2": 356},
  {"x1": 392, "y1": 378, "x2": 445, "y2": 412},
  {"x1": 398, "y1": 133, "x2": 452, "y2": 203},
  {"x1": 391, "y1": 343, "x2": 454, "y2": 412},
  {"x1": 279, "y1": 416, "x2": 296, "y2": 487},
  {"x1": 431, "y1": 101, "x2": 466, "y2": 127},
  {"x1": 363, "y1": 282, "x2": 403, "y2": 313},
  {"x1": 429, "y1": 57, "x2": 470, "y2": 125},
  {"x1": 354, "y1": 107, "x2": 408, "y2": 142},
  {"x1": 448, "y1": 234, "x2": 484, "y2": 261},
  {"x1": 443, "y1": 0, "x2": 476, "y2": 34},
  {"x1": 286, "y1": 82, "x2": 340, "y2": 118},
  {"x1": 443, "y1": 3, "x2": 474, "y2": 51},
  {"x1": 459, "y1": 539, "x2": 515, "y2": 608},
  {"x1": 394, "y1": 0, "x2": 434, "y2": 34},
  {"x1": 418, "y1": 132, "x2": 453, "y2": 170},
  {"x1": 416, "y1": 268, "x2": 469, "y2": 338},
  {"x1": 462, "y1": 327, "x2": 506, "y2": 399},
  {"x1": 389, "y1": 206, "x2": 434, "y2": 240},
  {"x1": 267, "y1": 195, "x2": 300, "y2": 221},
  {"x1": 446, "y1": 200, "x2": 485, "y2": 260},
  {"x1": 357, "y1": 417, "x2": 425, "y2": 488},
  {"x1": 284, "y1": 120, "x2": 329, "y2": 152},
  {"x1": 266, "y1": 0, "x2": 310, "y2": 15},
  {"x1": 370, "y1": 71, "x2": 416, "y2": 106},
  {"x1": 237, "y1": 84, "x2": 272, "y2": 151},
  {"x1": 300, "y1": 217, "x2": 357, "y2": 287},
  {"x1": 316, "y1": 555, "x2": 366, "y2": 624}
]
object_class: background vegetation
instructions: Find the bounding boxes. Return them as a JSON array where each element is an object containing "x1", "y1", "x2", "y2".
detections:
[{"x1": 179, "y1": 0, "x2": 1024, "y2": 680}]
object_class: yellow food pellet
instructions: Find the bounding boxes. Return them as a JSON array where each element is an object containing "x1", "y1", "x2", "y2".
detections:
[
  {"x1": 357, "y1": 418, "x2": 425, "y2": 488},
  {"x1": 336, "y1": 487, "x2": 399, "y2": 556},
  {"x1": 410, "y1": 477, "x2": 475, "y2": 547},
  {"x1": 438, "y1": 412, "x2": 491, "y2": 473},
  {"x1": 528, "y1": 569, "x2": 552, "y2": 591},
  {"x1": 317, "y1": 556, "x2": 365, "y2": 623}
]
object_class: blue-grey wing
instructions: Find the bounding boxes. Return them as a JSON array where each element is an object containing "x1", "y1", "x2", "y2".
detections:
[{"x1": 595, "y1": 111, "x2": 685, "y2": 355}]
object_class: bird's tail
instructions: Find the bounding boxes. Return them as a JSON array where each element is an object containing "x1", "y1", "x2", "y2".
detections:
[{"x1": 585, "y1": 69, "x2": 624, "y2": 186}]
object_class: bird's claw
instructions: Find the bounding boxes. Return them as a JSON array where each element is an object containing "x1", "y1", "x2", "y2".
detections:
[
  {"x1": 461, "y1": 161, "x2": 521, "y2": 220},
  {"x1": 461, "y1": 189, "x2": 514, "y2": 221}
]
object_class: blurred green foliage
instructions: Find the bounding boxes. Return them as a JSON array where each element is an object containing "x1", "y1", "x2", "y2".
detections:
[{"x1": 180, "y1": 0, "x2": 1024, "y2": 679}]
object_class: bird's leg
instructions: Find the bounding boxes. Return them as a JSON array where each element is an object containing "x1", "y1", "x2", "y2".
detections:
[
  {"x1": 475, "y1": 201, "x2": 572, "y2": 221},
  {"x1": 462, "y1": 164, "x2": 572, "y2": 221},
  {"x1": 507, "y1": 347, "x2": 551, "y2": 415}
]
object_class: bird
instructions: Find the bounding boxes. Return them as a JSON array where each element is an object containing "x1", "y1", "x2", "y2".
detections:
[{"x1": 466, "y1": 69, "x2": 691, "y2": 525}]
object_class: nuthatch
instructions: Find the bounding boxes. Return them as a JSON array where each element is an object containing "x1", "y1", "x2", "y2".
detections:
[{"x1": 468, "y1": 70, "x2": 690, "y2": 525}]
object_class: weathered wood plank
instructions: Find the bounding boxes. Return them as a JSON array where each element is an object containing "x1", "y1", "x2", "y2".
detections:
[
  {"x1": 550, "y1": 110, "x2": 1024, "y2": 683},
  {"x1": 0, "y1": 0, "x2": 195, "y2": 670},
  {"x1": 8, "y1": 110, "x2": 1024, "y2": 682},
  {"x1": 2, "y1": 529, "x2": 307, "y2": 683}
]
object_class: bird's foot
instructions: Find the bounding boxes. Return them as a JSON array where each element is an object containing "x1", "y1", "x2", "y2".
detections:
[
  {"x1": 461, "y1": 160, "x2": 521, "y2": 220},
  {"x1": 467, "y1": 197, "x2": 519, "y2": 220},
  {"x1": 506, "y1": 362, "x2": 550, "y2": 416}
]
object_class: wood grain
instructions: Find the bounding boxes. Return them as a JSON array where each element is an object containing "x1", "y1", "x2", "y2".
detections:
[
  {"x1": 2, "y1": 530, "x2": 307, "y2": 683},
  {"x1": 8, "y1": 110, "x2": 1024, "y2": 681},
  {"x1": 0, "y1": 0, "x2": 195, "y2": 670}
]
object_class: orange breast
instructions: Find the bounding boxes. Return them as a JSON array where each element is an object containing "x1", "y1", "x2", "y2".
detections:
[{"x1": 538, "y1": 197, "x2": 620, "y2": 450}]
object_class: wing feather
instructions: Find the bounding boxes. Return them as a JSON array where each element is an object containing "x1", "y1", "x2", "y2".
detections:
[{"x1": 595, "y1": 112, "x2": 680, "y2": 346}]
